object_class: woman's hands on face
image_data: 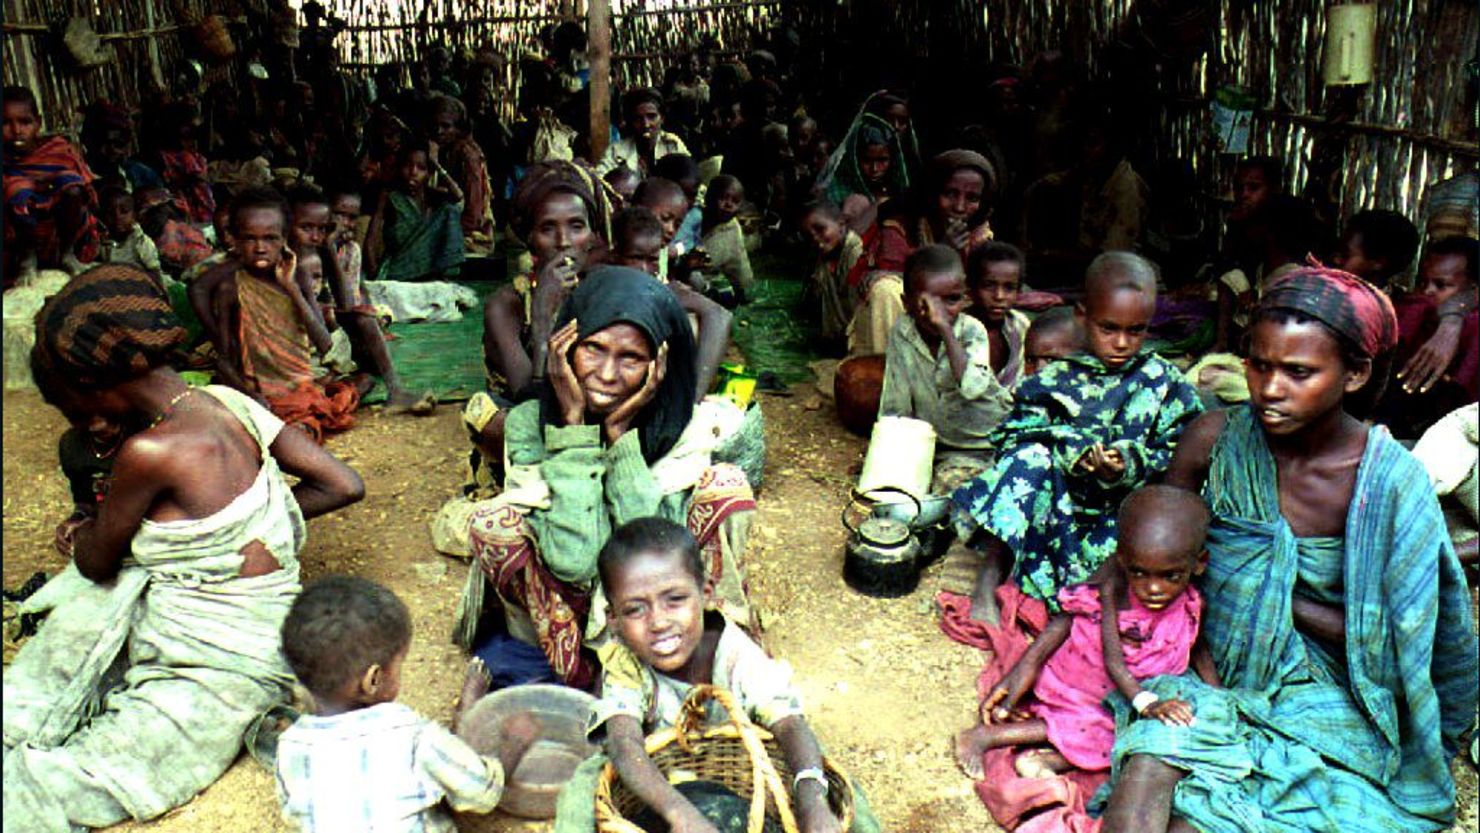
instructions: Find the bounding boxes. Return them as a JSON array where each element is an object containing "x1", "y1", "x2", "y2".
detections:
[
  {"x1": 547, "y1": 320, "x2": 586, "y2": 426},
  {"x1": 603, "y1": 342, "x2": 669, "y2": 445}
]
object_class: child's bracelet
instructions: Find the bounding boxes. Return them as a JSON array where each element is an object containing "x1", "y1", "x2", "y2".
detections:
[
  {"x1": 1132, "y1": 691, "x2": 1160, "y2": 714},
  {"x1": 792, "y1": 766, "x2": 828, "y2": 797}
]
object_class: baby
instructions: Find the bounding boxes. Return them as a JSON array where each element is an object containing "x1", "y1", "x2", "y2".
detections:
[
  {"x1": 955, "y1": 485, "x2": 1219, "y2": 779},
  {"x1": 276, "y1": 575, "x2": 538, "y2": 832}
]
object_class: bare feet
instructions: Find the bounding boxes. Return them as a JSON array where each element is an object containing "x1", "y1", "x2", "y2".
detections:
[
  {"x1": 1014, "y1": 748, "x2": 1070, "y2": 779},
  {"x1": 954, "y1": 725, "x2": 991, "y2": 780},
  {"x1": 385, "y1": 390, "x2": 437, "y2": 416}
]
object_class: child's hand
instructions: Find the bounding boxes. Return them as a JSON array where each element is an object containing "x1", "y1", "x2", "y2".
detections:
[
  {"x1": 1142, "y1": 698, "x2": 1195, "y2": 727},
  {"x1": 980, "y1": 670, "x2": 1033, "y2": 725},
  {"x1": 1095, "y1": 447, "x2": 1125, "y2": 481},
  {"x1": 919, "y1": 293, "x2": 954, "y2": 335}
]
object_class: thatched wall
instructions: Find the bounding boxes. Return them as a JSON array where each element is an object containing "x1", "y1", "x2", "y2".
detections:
[
  {"x1": 4, "y1": 0, "x2": 1472, "y2": 230},
  {"x1": 795, "y1": 0, "x2": 1477, "y2": 229},
  {"x1": 1, "y1": 0, "x2": 236, "y2": 137}
]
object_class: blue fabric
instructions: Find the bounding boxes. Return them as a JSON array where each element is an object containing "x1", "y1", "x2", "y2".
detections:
[
  {"x1": 1098, "y1": 407, "x2": 1479, "y2": 832},
  {"x1": 674, "y1": 205, "x2": 703, "y2": 253},
  {"x1": 950, "y1": 351, "x2": 1202, "y2": 609},
  {"x1": 470, "y1": 632, "x2": 557, "y2": 690}
]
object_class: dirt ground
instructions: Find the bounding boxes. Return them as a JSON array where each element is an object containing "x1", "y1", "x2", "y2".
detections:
[{"x1": 4, "y1": 386, "x2": 1477, "y2": 833}]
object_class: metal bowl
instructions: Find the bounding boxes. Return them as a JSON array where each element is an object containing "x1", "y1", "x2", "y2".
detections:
[
  {"x1": 870, "y1": 493, "x2": 952, "y2": 528},
  {"x1": 460, "y1": 684, "x2": 598, "y2": 819}
]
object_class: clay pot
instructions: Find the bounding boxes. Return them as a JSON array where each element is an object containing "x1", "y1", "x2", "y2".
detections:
[{"x1": 834, "y1": 354, "x2": 885, "y2": 436}]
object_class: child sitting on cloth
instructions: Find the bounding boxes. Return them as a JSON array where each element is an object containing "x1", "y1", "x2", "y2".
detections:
[
  {"x1": 276, "y1": 576, "x2": 539, "y2": 832},
  {"x1": 878, "y1": 245, "x2": 1013, "y2": 492},
  {"x1": 3, "y1": 86, "x2": 99, "y2": 283},
  {"x1": 802, "y1": 201, "x2": 864, "y2": 354},
  {"x1": 66, "y1": 181, "x2": 162, "y2": 281},
  {"x1": 954, "y1": 485, "x2": 1219, "y2": 780},
  {"x1": 952, "y1": 252, "x2": 1203, "y2": 624},
  {"x1": 962, "y1": 242, "x2": 1030, "y2": 390},
  {"x1": 556, "y1": 518, "x2": 879, "y2": 833},
  {"x1": 193, "y1": 187, "x2": 364, "y2": 442},
  {"x1": 699, "y1": 174, "x2": 754, "y2": 306}
]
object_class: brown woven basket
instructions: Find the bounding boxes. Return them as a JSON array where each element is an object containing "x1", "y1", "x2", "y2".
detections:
[{"x1": 595, "y1": 685, "x2": 854, "y2": 833}]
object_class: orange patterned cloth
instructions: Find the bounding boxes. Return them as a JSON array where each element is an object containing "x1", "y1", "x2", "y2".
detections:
[{"x1": 235, "y1": 271, "x2": 357, "y2": 442}]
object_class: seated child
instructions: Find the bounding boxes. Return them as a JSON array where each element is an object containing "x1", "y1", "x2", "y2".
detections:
[
  {"x1": 79, "y1": 101, "x2": 163, "y2": 194},
  {"x1": 953, "y1": 252, "x2": 1204, "y2": 624},
  {"x1": 276, "y1": 575, "x2": 539, "y2": 832},
  {"x1": 954, "y1": 485, "x2": 1219, "y2": 779},
  {"x1": 879, "y1": 245, "x2": 1013, "y2": 492},
  {"x1": 428, "y1": 93, "x2": 495, "y2": 252},
  {"x1": 631, "y1": 176, "x2": 695, "y2": 284},
  {"x1": 148, "y1": 102, "x2": 216, "y2": 225},
  {"x1": 364, "y1": 138, "x2": 466, "y2": 282},
  {"x1": 562, "y1": 517, "x2": 873, "y2": 833},
  {"x1": 1331, "y1": 208, "x2": 1420, "y2": 292},
  {"x1": 192, "y1": 187, "x2": 365, "y2": 442},
  {"x1": 67, "y1": 181, "x2": 162, "y2": 281},
  {"x1": 3, "y1": 86, "x2": 99, "y2": 282},
  {"x1": 963, "y1": 242, "x2": 1030, "y2": 388},
  {"x1": 653, "y1": 153, "x2": 705, "y2": 256},
  {"x1": 1021, "y1": 306, "x2": 1079, "y2": 376},
  {"x1": 1377, "y1": 235, "x2": 1479, "y2": 437},
  {"x1": 609, "y1": 206, "x2": 666, "y2": 277},
  {"x1": 603, "y1": 166, "x2": 642, "y2": 207},
  {"x1": 289, "y1": 184, "x2": 427, "y2": 413},
  {"x1": 49, "y1": 406, "x2": 126, "y2": 557},
  {"x1": 699, "y1": 174, "x2": 754, "y2": 305},
  {"x1": 800, "y1": 201, "x2": 864, "y2": 354}
]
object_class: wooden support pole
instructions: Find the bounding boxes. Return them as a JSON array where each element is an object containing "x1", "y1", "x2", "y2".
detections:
[{"x1": 588, "y1": 0, "x2": 612, "y2": 164}]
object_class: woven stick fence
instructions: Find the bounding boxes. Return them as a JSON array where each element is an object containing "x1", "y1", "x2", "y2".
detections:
[{"x1": 795, "y1": 0, "x2": 1477, "y2": 230}]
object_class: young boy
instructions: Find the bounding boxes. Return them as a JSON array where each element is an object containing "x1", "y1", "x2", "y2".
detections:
[
  {"x1": 192, "y1": 187, "x2": 364, "y2": 442},
  {"x1": 801, "y1": 200, "x2": 863, "y2": 353},
  {"x1": 596, "y1": 88, "x2": 690, "y2": 177},
  {"x1": 700, "y1": 174, "x2": 754, "y2": 306},
  {"x1": 953, "y1": 252, "x2": 1203, "y2": 624},
  {"x1": 608, "y1": 206, "x2": 666, "y2": 277},
  {"x1": 276, "y1": 576, "x2": 539, "y2": 832},
  {"x1": 653, "y1": 153, "x2": 705, "y2": 255},
  {"x1": 1022, "y1": 306, "x2": 1080, "y2": 377},
  {"x1": 3, "y1": 86, "x2": 99, "y2": 283},
  {"x1": 1332, "y1": 208, "x2": 1420, "y2": 291},
  {"x1": 631, "y1": 176, "x2": 695, "y2": 284},
  {"x1": 560, "y1": 518, "x2": 873, "y2": 833},
  {"x1": 878, "y1": 244, "x2": 1013, "y2": 492},
  {"x1": 963, "y1": 242, "x2": 1031, "y2": 386},
  {"x1": 66, "y1": 181, "x2": 162, "y2": 281},
  {"x1": 288, "y1": 184, "x2": 428, "y2": 413}
]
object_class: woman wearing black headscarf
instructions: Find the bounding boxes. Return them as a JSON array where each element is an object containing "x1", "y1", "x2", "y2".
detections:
[{"x1": 460, "y1": 266, "x2": 756, "y2": 689}]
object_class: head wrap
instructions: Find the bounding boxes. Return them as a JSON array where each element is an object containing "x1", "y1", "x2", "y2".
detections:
[
  {"x1": 33, "y1": 264, "x2": 187, "y2": 391},
  {"x1": 1258, "y1": 265, "x2": 1398, "y2": 358},
  {"x1": 926, "y1": 149, "x2": 999, "y2": 207},
  {"x1": 817, "y1": 94, "x2": 919, "y2": 206},
  {"x1": 540, "y1": 266, "x2": 696, "y2": 464},
  {"x1": 511, "y1": 159, "x2": 616, "y2": 246}
]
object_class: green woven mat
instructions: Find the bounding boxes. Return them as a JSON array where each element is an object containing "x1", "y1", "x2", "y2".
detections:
[
  {"x1": 362, "y1": 282, "x2": 496, "y2": 405},
  {"x1": 730, "y1": 251, "x2": 825, "y2": 385}
]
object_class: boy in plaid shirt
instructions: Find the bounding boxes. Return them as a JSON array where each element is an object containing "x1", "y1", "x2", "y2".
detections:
[{"x1": 275, "y1": 576, "x2": 538, "y2": 832}]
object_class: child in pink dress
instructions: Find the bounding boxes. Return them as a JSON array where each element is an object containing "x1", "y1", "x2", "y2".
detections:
[{"x1": 955, "y1": 484, "x2": 1221, "y2": 777}]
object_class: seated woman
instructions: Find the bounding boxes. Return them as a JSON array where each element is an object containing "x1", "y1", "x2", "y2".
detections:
[
  {"x1": 5, "y1": 264, "x2": 364, "y2": 831},
  {"x1": 458, "y1": 266, "x2": 756, "y2": 691},
  {"x1": 846, "y1": 149, "x2": 998, "y2": 356},
  {"x1": 815, "y1": 96, "x2": 913, "y2": 236},
  {"x1": 1098, "y1": 266, "x2": 1478, "y2": 833}
]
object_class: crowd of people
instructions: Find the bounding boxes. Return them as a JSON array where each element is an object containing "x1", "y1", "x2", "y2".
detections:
[{"x1": 2, "y1": 12, "x2": 1478, "y2": 833}]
